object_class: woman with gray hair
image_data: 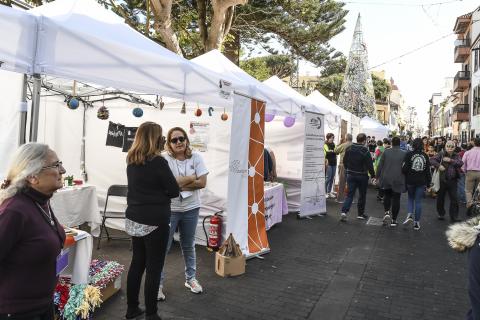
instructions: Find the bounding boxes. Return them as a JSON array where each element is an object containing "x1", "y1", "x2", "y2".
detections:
[{"x1": 0, "y1": 143, "x2": 66, "y2": 320}]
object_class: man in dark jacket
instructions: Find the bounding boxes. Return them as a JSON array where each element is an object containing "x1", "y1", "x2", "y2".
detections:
[{"x1": 340, "y1": 133, "x2": 376, "y2": 221}]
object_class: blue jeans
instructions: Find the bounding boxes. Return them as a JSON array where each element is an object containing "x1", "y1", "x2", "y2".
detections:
[
  {"x1": 407, "y1": 185, "x2": 425, "y2": 222},
  {"x1": 458, "y1": 173, "x2": 466, "y2": 203},
  {"x1": 341, "y1": 174, "x2": 369, "y2": 215},
  {"x1": 161, "y1": 208, "x2": 199, "y2": 284},
  {"x1": 325, "y1": 165, "x2": 337, "y2": 193}
]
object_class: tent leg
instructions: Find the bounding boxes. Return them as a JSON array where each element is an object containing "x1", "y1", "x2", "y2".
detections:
[
  {"x1": 18, "y1": 74, "x2": 28, "y2": 145},
  {"x1": 29, "y1": 74, "x2": 41, "y2": 142},
  {"x1": 80, "y1": 103, "x2": 88, "y2": 182}
]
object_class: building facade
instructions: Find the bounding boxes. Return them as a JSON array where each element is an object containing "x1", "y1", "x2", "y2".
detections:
[{"x1": 470, "y1": 7, "x2": 480, "y2": 137}]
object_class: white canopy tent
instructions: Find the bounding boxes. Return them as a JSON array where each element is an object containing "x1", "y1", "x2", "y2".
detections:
[
  {"x1": 0, "y1": 0, "x2": 235, "y2": 107},
  {"x1": 360, "y1": 116, "x2": 390, "y2": 139},
  {"x1": 192, "y1": 50, "x2": 306, "y2": 118},
  {"x1": 306, "y1": 90, "x2": 358, "y2": 124}
]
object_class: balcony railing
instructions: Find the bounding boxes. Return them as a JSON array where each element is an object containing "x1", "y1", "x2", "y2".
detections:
[
  {"x1": 454, "y1": 39, "x2": 470, "y2": 63},
  {"x1": 454, "y1": 71, "x2": 471, "y2": 92},
  {"x1": 452, "y1": 103, "x2": 469, "y2": 122}
]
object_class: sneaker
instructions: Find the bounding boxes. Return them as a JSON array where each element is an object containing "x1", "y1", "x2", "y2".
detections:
[
  {"x1": 335, "y1": 199, "x2": 344, "y2": 204},
  {"x1": 390, "y1": 220, "x2": 397, "y2": 227},
  {"x1": 413, "y1": 221, "x2": 420, "y2": 231},
  {"x1": 157, "y1": 286, "x2": 166, "y2": 301},
  {"x1": 340, "y1": 212, "x2": 347, "y2": 222},
  {"x1": 403, "y1": 214, "x2": 414, "y2": 225},
  {"x1": 383, "y1": 212, "x2": 391, "y2": 225},
  {"x1": 185, "y1": 279, "x2": 203, "y2": 294},
  {"x1": 437, "y1": 215, "x2": 445, "y2": 221},
  {"x1": 357, "y1": 214, "x2": 369, "y2": 220}
]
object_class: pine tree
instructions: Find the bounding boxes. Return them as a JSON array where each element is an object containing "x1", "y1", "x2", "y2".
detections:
[{"x1": 337, "y1": 14, "x2": 376, "y2": 119}]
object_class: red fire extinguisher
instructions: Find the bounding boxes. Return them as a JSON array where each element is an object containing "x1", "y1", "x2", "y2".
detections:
[{"x1": 203, "y1": 211, "x2": 223, "y2": 251}]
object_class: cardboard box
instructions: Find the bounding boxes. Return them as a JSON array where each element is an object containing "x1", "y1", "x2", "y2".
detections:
[
  {"x1": 100, "y1": 274, "x2": 122, "y2": 301},
  {"x1": 215, "y1": 252, "x2": 245, "y2": 277}
]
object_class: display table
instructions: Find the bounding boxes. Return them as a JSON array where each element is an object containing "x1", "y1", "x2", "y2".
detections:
[
  {"x1": 62, "y1": 230, "x2": 93, "y2": 284},
  {"x1": 264, "y1": 182, "x2": 288, "y2": 230},
  {"x1": 51, "y1": 185, "x2": 101, "y2": 237}
]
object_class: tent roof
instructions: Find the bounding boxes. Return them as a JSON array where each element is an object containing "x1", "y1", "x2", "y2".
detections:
[
  {"x1": 263, "y1": 76, "x2": 332, "y2": 116},
  {"x1": 1, "y1": 0, "x2": 234, "y2": 106},
  {"x1": 192, "y1": 50, "x2": 307, "y2": 117},
  {"x1": 0, "y1": 5, "x2": 36, "y2": 74},
  {"x1": 306, "y1": 90, "x2": 357, "y2": 121}
]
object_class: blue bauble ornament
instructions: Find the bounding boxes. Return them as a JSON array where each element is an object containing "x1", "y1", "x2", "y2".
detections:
[
  {"x1": 68, "y1": 98, "x2": 79, "y2": 109},
  {"x1": 133, "y1": 107, "x2": 143, "y2": 117}
]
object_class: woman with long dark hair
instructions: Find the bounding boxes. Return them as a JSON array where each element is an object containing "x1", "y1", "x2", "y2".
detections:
[{"x1": 125, "y1": 122, "x2": 179, "y2": 320}]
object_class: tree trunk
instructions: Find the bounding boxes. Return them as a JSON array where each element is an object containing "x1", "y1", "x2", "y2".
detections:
[
  {"x1": 206, "y1": 0, "x2": 246, "y2": 52},
  {"x1": 150, "y1": 0, "x2": 183, "y2": 56}
]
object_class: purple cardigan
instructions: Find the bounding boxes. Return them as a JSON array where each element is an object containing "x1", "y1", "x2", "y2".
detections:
[
  {"x1": 430, "y1": 151, "x2": 463, "y2": 181},
  {"x1": 0, "y1": 188, "x2": 65, "y2": 315}
]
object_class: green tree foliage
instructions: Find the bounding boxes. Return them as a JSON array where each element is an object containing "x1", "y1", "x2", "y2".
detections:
[
  {"x1": 372, "y1": 73, "x2": 391, "y2": 103},
  {"x1": 236, "y1": 0, "x2": 348, "y2": 68},
  {"x1": 240, "y1": 55, "x2": 295, "y2": 81}
]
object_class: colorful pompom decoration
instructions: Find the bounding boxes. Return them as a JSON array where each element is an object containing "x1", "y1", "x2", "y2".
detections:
[
  {"x1": 97, "y1": 106, "x2": 109, "y2": 120},
  {"x1": 67, "y1": 98, "x2": 79, "y2": 110}
]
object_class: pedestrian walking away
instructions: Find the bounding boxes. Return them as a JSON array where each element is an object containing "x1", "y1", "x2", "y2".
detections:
[
  {"x1": 375, "y1": 136, "x2": 406, "y2": 227},
  {"x1": 334, "y1": 134, "x2": 353, "y2": 203},
  {"x1": 431, "y1": 141, "x2": 463, "y2": 222},
  {"x1": 402, "y1": 138, "x2": 432, "y2": 230},
  {"x1": 340, "y1": 133, "x2": 376, "y2": 222}
]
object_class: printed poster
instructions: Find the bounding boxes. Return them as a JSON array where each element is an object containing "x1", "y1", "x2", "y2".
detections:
[
  {"x1": 189, "y1": 121, "x2": 210, "y2": 152},
  {"x1": 299, "y1": 111, "x2": 326, "y2": 217}
]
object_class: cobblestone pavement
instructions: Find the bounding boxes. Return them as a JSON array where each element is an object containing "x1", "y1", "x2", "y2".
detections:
[{"x1": 93, "y1": 189, "x2": 470, "y2": 320}]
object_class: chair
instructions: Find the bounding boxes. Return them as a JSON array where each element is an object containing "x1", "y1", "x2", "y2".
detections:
[{"x1": 97, "y1": 184, "x2": 129, "y2": 249}]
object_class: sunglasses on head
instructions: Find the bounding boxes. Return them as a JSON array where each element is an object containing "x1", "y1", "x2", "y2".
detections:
[{"x1": 170, "y1": 136, "x2": 186, "y2": 144}]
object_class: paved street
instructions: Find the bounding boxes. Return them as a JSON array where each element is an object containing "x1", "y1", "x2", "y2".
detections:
[{"x1": 93, "y1": 189, "x2": 470, "y2": 320}]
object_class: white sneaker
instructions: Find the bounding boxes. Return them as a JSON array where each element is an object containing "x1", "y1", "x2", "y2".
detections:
[
  {"x1": 157, "y1": 286, "x2": 166, "y2": 301},
  {"x1": 185, "y1": 279, "x2": 203, "y2": 294},
  {"x1": 340, "y1": 212, "x2": 347, "y2": 222},
  {"x1": 403, "y1": 213, "x2": 414, "y2": 226},
  {"x1": 383, "y1": 211, "x2": 391, "y2": 225}
]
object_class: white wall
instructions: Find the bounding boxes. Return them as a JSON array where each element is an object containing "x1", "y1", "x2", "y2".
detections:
[{"x1": 0, "y1": 70, "x2": 23, "y2": 179}]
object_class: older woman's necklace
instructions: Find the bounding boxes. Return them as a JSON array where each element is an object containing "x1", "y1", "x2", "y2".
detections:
[{"x1": 35, "y1": 202, "x2": 55, "y2": 226}]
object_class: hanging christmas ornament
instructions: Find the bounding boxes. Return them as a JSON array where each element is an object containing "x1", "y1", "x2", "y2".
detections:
[
  {"x1": 67, "y1": 97, "x2": 79, "y2": 110},
  {"x1": 97, "y1": 106, "x2": 109, "y2": 120},
  {"x1": 221, "y1": 108, "x2": 228, "y2": 121},
  {"x1": 283, "y1": 116, "x2": 295, "y2": 127},
  {"x1": 132, "y1": 107, "x2": 143, "y2": 117},
  {"x1": 160, "y1": 98, "x2": 165, "y2": 110},
  {"x1": 208, "y1": 107, "x2": 214, "y2": 116},
  {"x1": 181, "y1": 102, "x2": 186, "y2": 114},
  {"x1": 195, "y1": 105, "x2": 202, "y2": 117},
  {"x1": 265, "y1": 113, "x2": 275, "y2": 122}
]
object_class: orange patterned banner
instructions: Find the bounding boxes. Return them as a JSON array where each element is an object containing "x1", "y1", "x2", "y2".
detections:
[{"x1": 247, "y1": 99, "x2": 269, "y2": 254}]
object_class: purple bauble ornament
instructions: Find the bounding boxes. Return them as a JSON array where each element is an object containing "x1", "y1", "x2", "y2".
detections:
[
  {"x1": 265, "y1": 113, "x2": 275, "y2": 122},
  {"x1": 283, "y1": 116, "x2": 295, "y2": 127}
]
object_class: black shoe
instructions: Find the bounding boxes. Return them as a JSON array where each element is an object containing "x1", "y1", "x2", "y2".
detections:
[
  {"x1": 357, "y1": 214, "x2": 369, "y2": 220},
  {"x1": 437, "y1": 215, "x2": 445, "y2": 221},
  {"x1": 145, "y1": 314, "x2": 162, "y2": 320},
  {"x1": 126, "y1": 307, "x2": 145, "y2": 319},
  {"x1": 450, "y1": 218, "x2": 462, "y2": 223}
]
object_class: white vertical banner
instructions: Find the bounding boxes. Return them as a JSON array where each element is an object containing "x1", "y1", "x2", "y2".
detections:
[
  {"x1": 299, "y1": 111, "x2": 326, "y2": 217},
  {"x1": 226, "y1": 93, "x2": 251, "y2": 254}
]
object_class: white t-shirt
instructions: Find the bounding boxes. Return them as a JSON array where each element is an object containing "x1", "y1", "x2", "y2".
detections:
[{"x1": 163, "y1": 152, "x2": 209, "y2": 212}]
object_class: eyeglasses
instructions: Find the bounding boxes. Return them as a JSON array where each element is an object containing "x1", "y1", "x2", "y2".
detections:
[
  {"x1": 446, "y1": 145, "x2": 455, "y2": 148},
  {"x1": 42, "y1": 161, "x2": 64, "y2": 170},
  {"x1": 170, "y1": 137, "x2": 186, "y2": 144}
]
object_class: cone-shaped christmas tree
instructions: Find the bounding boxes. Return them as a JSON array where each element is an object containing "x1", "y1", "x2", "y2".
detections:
[{"x1": 337, "y1": 14, "x2": 376, "y2": 119}]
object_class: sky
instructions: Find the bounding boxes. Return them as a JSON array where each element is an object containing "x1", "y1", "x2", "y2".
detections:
[{"x1": 300, "y1": 0, "x2": 479, "y2": 130}]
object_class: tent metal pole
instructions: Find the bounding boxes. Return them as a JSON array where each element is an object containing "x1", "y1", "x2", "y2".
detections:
[
  {"x1": 18, "y1": 74, "x2": 28, "y2": 145},
  {"x1": 29, "y1": 74, "x2": 41, "y2": 142},
  {"x1": 80, "y1": 102, "x2": 88, "y2": 182}
]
